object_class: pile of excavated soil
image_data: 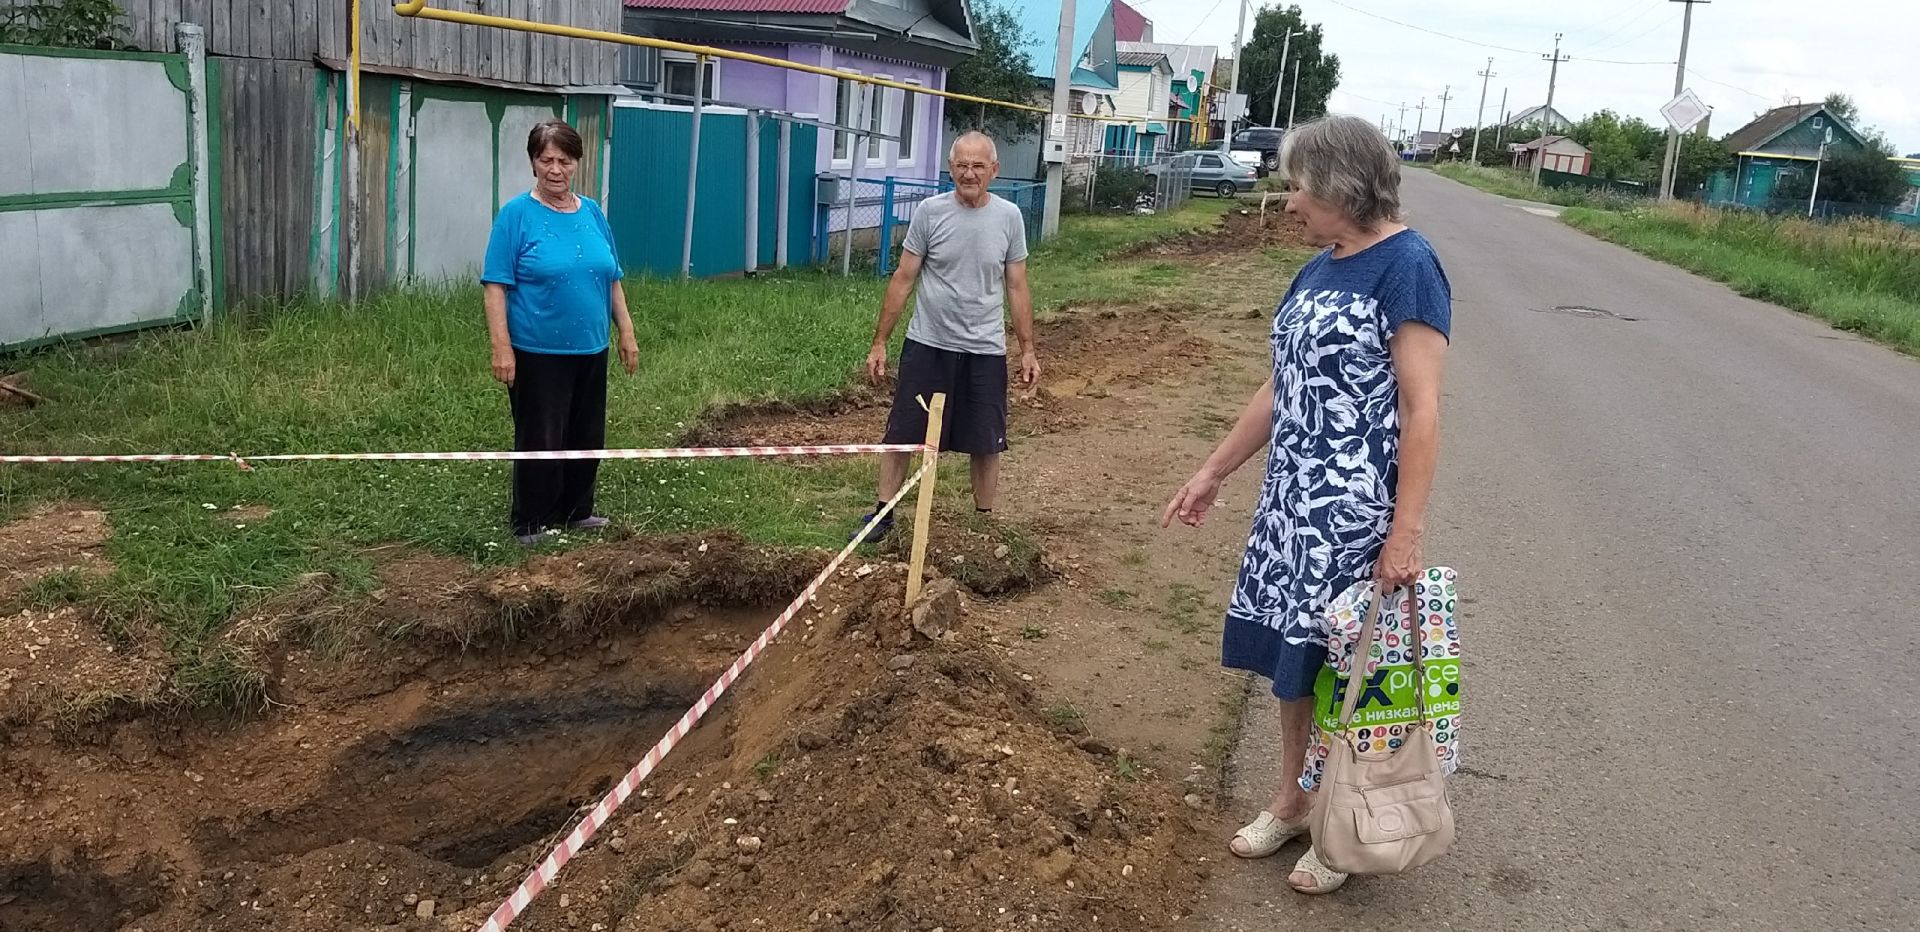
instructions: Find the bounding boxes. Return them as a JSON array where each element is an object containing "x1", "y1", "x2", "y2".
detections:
[
  {"x1": 680, "y1": 307, "x2": 1213, "y2": 451},
  {"x1": 1120, "y1": 207, "x2": 1311, "y2": 259},
  {"x1": 1, "y1": 530, "x2": 1207, "y2": 932}
]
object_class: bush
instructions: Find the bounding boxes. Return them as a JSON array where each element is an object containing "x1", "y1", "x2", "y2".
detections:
[{"x1": 1089, "y1": 165, "x2": 1153, "y2": 213}]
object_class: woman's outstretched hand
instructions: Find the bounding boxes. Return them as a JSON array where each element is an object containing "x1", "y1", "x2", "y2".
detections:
[{"x1": 1162, "y1": 468, "x2": 1225, "y2": 529}]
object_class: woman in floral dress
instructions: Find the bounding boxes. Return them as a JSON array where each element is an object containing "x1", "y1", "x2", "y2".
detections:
[{"x1": 1162, "y1": 114, "x2": 1453, "y2": 895}]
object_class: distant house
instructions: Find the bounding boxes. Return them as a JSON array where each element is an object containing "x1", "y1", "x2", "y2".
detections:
[
  {"x1": 1512, "y1": 135, "x2": 1592, "y2": 175},
  {"x1": 1124, "y1": 42, "x2": 1218, "y2": 148},
  {"x1": 1105, "y1": 47, "x2": 1176, "y2": 160},
  {"x1": 1706, "y1": 102, "x2": 1865, "y2": 207},
  {"x1": 1408, "y1": 129, "x2": 1457, "y2": 156},
  {"x1": 1505, "y1": 104, "x2": 1573, "y2": 132},
  {"x1": 621, "y1": 0, "x2": 978, "y2": 189}
]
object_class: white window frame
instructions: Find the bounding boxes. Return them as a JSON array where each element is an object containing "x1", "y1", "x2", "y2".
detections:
[
  {"x1": 895, "y1": 79, "x2": 922, "y2": 167},
  {"x1": 659, "y1": 51, "x2": 717, "y2": 102},
  {"x1": 867, "y1": 73, "x2": 894, "y2": 162},
  {"x1": 832, "y1": 67, "x2": 861, "y2": 166}
]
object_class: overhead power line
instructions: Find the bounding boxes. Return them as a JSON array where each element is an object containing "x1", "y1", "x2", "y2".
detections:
[{"x1": 1323, "y1": 0, "x2": 1539, "y2": 55}]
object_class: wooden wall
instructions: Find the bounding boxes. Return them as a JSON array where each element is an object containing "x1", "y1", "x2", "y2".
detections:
[
  {"x1": 211, "y1": 57, "x2": 324, "y2": 309},
  {"x1": 5, "y1": 0, "x2": 618, "y2": 86}
]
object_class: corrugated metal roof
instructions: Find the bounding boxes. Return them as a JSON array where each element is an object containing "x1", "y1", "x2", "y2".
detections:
[
  {"x1": 625, "y1": 0, "x2": 850, "y2": 12},
  {"x1": 1117, "y1": 50, "x2": 1170, "y2": 68}
]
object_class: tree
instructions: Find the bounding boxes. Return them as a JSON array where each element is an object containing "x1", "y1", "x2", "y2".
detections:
[
  {"x1": 944, "y1": 0, "x2": 1042, "y2": 139},
  {"x1": 1822, "y1": 93, "x2": 1860, "y2": 127},
  {"x1": 1776, "y1": 137, "x2": 1910, "y2": 208},
  {"x1": 1237, "y1": 5, "x2": 1341, "y2": 130},
  {"x1": 1566, "y1": 110, "x2": 1664, "y2": 183},
  {"x1": 1673, "y1": 130, "x2": 1733, "y2": 195},
  {"x1": 0, "y1": 0, "x2": 127, "y2": 49}
]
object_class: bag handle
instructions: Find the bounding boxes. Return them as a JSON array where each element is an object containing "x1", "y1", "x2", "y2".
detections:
[{"x1": 1335, "y1": 582, "x2": 1428, "y2": 731}]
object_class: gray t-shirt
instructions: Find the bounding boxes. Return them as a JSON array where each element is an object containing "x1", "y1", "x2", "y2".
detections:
[{"x1": 902, "y1": 191, "x2": 1029, "y2": 356}]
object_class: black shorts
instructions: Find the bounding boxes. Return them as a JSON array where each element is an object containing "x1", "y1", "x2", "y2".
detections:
[{"x1": 881, "y1": 339, "x2": 1010, "y2": 455}]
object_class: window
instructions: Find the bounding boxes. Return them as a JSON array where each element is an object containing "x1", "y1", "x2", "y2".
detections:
[
  {"x1": 833, "y1": 69, "x2": 860, "y2": 161},
  {"x1": 1811, "y1": 116, "x2": 1825, "y2": 129},
  {"x1": 867, "y1": 75, "x2": 892, "y2": 161},
  {"x1": 897, "y1": 81, "x2": 920, "y2": 163},
  {"x1": 1197, "y1": 154, "x2": 1221, "y2": 169},
  {"x1": 662, "y1": 56, "x2": 715, "y2": 101}
]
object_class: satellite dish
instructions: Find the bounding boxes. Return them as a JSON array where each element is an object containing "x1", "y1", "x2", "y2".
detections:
[{"x1": 1078, "y1": 93, "x2": 1099, "y2": 115}]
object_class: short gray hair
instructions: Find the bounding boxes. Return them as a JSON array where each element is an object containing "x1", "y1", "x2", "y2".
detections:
[
  {"x1": 1278, "y1": 115, "x2": 1402, "y2": 229},
  {"x1": 950, "y1": 130, "x2": 999, "y2": 163}
]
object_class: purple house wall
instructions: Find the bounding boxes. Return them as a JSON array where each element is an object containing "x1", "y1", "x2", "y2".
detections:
[{"x1": 704, "y1": 43, "x2": 948, "y2": 184}]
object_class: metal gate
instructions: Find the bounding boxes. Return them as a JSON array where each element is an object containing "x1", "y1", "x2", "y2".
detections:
[{"x1": 0, "y1": 34, "x2": 211, "y2": 351}]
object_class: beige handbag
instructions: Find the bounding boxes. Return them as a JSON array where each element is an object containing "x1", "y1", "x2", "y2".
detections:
[{"x1": 1307, "y1": 584, "x2": 1457, "y2": 875}]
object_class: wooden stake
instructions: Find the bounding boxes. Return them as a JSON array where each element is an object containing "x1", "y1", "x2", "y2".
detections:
[{"x1": 904, "y1": 392, "x2": 946, "y2": 607}]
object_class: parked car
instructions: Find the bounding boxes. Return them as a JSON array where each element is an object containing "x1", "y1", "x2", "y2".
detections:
[
  {"x1": 1229, "y1": 127, "x2": 1286, "y2": 173},
  {"x1": 1189, "y1": 150, "x2": 1260, "y2": 197}
]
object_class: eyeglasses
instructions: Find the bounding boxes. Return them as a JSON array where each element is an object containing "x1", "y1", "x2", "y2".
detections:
[{"x1": 951, "y1": 162, "x2": 994, "y2": 174}]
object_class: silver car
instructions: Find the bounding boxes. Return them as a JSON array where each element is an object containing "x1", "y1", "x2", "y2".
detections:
[{"x1": 1188, "y1": 150, "x2": 1260, "y2": 197}]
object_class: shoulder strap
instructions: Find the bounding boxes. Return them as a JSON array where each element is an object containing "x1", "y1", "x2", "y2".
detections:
[{"x1": 1336, "y1": 583, "x2": 1427, "y2": 730}]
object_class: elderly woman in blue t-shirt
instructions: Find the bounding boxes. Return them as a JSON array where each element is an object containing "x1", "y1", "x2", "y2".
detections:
[
  {"x1": 482, "y1": 120, "x2": 638, "y2": 545},
  {"x1": 1162, "y1": 114, "x2": 1453, "y2": 895}
]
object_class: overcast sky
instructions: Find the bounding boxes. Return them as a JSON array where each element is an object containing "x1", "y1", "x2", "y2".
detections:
[{"x1": 1143, "y1": 0, "x2": 1915, "y2": 153}]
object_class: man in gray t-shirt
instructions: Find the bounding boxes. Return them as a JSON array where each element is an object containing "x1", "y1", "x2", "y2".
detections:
[{"x1": 857, "y1": 131, "x2": 1038, "y2": 538}]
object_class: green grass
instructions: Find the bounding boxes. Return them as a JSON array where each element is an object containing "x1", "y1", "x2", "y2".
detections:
[
  {"x1": 1432, "y1": 162, "x2": 1646, "y2": 210},
  {"x1": 0, "y1": 202, "x2": 1255, "y2": 709},
  {"x1": 1042, "y1": 701, "x2": 1085, "y2": 731},
  {"x1": 1094, "y1": 587, "x2": 1134, "y2": 608},
  {"x1": 1018, "y1": 623, "x2": 1049, "y2": 640},
  {"x1": 1563, "y1": 204, "x2": 1920, "y2": 353}
]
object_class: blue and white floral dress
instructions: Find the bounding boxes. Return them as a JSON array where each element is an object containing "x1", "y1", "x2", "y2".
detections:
[{"x1": 1222, "y1": 229, "x2": 1453, "y2": 700}]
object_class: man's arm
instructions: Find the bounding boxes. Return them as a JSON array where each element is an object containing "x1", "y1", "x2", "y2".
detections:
[
  {"x1": 1006, "y1": 260, "x2": 1038, "y2": 388},
  {"x1": 867, "y1": 250, "x2": 924, "y2": 384}
]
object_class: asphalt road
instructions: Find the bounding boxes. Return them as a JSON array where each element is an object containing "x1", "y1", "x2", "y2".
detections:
[{"x1": 1197, "y1": 168, "x2": 1920, "y2": 930}]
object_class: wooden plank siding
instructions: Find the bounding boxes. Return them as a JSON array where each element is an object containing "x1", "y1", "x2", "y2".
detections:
[
  {"x1": 2, "y1": 0, "x2": 616, "y2": 86},
  {"x1": 214, "y1": 58, "x2": 321, "y2": 308}
]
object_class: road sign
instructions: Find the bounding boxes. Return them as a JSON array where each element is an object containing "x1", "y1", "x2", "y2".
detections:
[{"x1": 1660, "y1": 89, "x2": 1710, "y2": 133}]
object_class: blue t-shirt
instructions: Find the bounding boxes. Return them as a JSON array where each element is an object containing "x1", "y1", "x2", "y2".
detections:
[{"x1": 481, "y1": 192, "x2": 624, "y2": 355}]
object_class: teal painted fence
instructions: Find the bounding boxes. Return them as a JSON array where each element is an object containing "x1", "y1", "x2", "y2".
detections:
[{"x1": 607, "y1": 103, "x2": 818, "y2": 278}]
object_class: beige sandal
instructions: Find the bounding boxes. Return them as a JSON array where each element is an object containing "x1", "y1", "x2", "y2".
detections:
[
  {"x1": 1288, "y1": 846, "x2": 1350, "y2": 894},
  {"x1": 1228, "y1": 810, "x2": 1307, "y2": 859}
]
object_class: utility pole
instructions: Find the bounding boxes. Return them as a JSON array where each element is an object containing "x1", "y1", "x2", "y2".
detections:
[
  {"x1": 1286, "y1": 57, "x2": 1301, "y2": 128},
  {"x1": 1414, "y1": 97, "x2": 1427, "y2": 151},
  {"x1": 1435, "y1": 84, "x2": 1453, "y2": 137},
  {"x1": 1658, "y1": 0, "x2": 1708, "y2": 200},
  {"x1": 1041, "y1": 0, "x2": 1075, "y2": 238},
  {"x1": 1268, "y1": 28, "x2": 1302, "y2": 127},
  {"x1": 1396, "y1": 101, "x2": 1408, "y2": 149},
  {"x1": 1227, "y1": 0, "x2": 1248, "y2": 135},
  {"x1": 1494, "y1": 88, "x2": 1509, "y2": 151},
  {"x1": 1534, "y1": 33, "x2": 1570, "y2": 186},
  {"x1": 1471, "y1": 59, "x2": 1495, "y2": 164}
]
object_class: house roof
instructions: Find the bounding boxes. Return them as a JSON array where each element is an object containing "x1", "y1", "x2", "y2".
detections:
[
  {"x1": 1119, "y1": 41, "x2": 1216, "y2": 80},
  {"x1": 1719, "y1": 103, "x2": 1839, "y2": 153},
  {"x1": 1505, "y1": 104, "x2": 1570, "y2": 127},
  {"x1": 1069, "y1": 65, "x2": 1118, "y2": 90},
  {"x1": 1017, "y1": 1, "x2": 1110, "y2": 81},
  {"x1": 1117, "y1": 49, "x2": 1171, "y2": 69},
  {"x1": 625, "y1": 0, "x2": 976, "y2": 65},
  {"x1": 1519, "y1": 135, "x2": 1586, "y2": 151},
  {"x1": 1113, "y1": 0, "x2": 1152, "y2": 42},
  {"x1": 626, "y1": 0, "x2": 849, "y2": 11}
]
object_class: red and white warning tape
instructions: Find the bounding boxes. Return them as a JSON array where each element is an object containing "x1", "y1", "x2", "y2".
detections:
[
  {"x1": 0, "y1": 443, "x2": 926, "y2": 468},
  {"x1": 476, "y1": 463, "x2": 928, "y2": 932}
]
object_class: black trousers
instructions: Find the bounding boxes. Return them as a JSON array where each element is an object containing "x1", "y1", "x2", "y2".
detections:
[{"x1": 508, "y1": 349, "x2": 608, "y2": 535}]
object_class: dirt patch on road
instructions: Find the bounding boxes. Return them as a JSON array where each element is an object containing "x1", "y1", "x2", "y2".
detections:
[
  {"x1": 681, "y1": 307, "x2": 1215, "y2": 449},
  {"x1": 0, "y1": 533, "x2": 1206, "y2": 932}
]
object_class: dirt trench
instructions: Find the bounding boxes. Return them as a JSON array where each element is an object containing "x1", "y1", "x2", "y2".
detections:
[{"x1": 0, "y1": 529, "x2": 1204, "y2": 932}]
